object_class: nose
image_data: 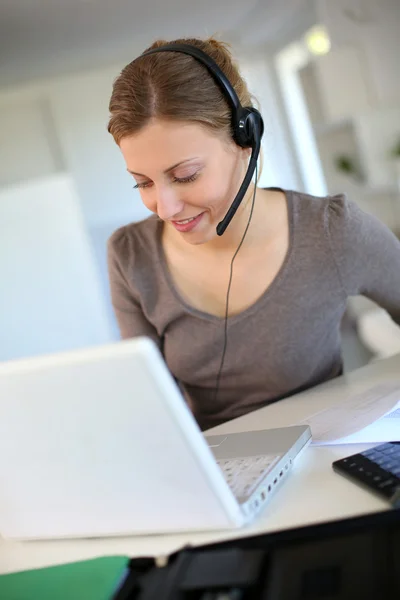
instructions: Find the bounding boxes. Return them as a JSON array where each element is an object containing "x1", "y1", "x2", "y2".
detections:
[{"x1": 155, "y1": 185, "x2": 185, "y2": 221}]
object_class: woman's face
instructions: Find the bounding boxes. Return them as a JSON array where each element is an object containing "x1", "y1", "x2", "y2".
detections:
[{"x1": 119, "y1": 118, "x2": 249, "y2": 245}]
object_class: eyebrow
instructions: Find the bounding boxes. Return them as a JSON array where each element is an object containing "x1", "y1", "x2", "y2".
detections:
[{"x1": 127, "y1": 158, "x2": 200, "y2": 177}]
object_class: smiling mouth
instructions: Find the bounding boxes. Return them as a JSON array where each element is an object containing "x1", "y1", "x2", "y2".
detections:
[{"x1": 172, "y1": 214, "x2": 202, "y2": 225}]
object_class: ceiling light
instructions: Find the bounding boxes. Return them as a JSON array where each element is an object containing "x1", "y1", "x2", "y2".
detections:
[{"x1": 304, "y1": 25, "x2": 331, "y2": 56}]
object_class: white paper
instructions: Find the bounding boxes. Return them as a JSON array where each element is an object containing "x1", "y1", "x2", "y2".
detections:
[
  {"x1": 385, "y1": 408, "x2": 400, "y2": 419},
  {"x1": 297, "y1": 382, "x2": 400, "y2": 446},
  {"x1": 322, "y1": 406, "x2": 400, "y2": 445}
]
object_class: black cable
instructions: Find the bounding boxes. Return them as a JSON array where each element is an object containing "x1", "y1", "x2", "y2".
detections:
[{"x1": 213, "y1": 163, "x2": 258, "y2": 404}]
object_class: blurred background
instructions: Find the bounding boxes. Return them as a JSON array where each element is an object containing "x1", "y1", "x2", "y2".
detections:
[{"x1": 0, "y1": 0, "x2": 399, "y2": 368}]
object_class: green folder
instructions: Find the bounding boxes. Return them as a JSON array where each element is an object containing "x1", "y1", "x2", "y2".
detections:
[{"x1": 0, "y1": 555, "x2": 129, "y2": 600}]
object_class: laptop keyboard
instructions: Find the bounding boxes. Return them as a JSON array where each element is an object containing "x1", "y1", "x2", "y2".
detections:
[{"x1": 217, "y1": 454, "x2": 281, "y2": 499}]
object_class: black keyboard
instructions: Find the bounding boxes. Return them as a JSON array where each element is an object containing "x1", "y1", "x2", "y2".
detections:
[{"x1": 332, "y1": 442, "x2": 400, "y2": 507}]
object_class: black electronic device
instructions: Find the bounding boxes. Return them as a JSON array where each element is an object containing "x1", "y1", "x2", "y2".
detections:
[
  {"x1": 112, "y1": 507, "x2": 400, "y2": 599},
  {"x1": 332, "y1": 441, "x2": 400, "y2": 506}
]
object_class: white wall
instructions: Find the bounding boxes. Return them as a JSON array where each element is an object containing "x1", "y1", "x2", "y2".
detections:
[
  {"x1": 275, "y1": 0, "x2": 400, "y2": 230},
  {"x1": 0, "y1": 64, "x2": 151, "y2": 346},
  {"x1": 48, "y1": 68, "x2": 152, "y2": 335},
  {"x1": 0, "y1": 97, "x2": 63, "y2": 188},
  {"x1": 240, "y1": 54, "x2": 301, "y2": 191},
  {"x1": 275, "y1": 42, "x2": 327, "y2": 197},
  {"x1": 49, "y1": 68, "x2": 151, "y2": 229},
  {"x1": 0, "y1": 174, "x2": 112, "y2": 361},
  {"x1": 313, "y1": 1, "x2": 400, "y2": 205},
  {"x1": 316, "y1": 0, "x2": 400, "y2": 107}
]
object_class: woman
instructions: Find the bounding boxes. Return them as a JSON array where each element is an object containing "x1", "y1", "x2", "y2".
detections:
[{"x1": 107, "y1": 37, "x2": 400, "y2": 431}]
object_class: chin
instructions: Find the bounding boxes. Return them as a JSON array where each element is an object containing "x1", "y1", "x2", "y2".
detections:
[
  {"x1": 191, "y1": 220, "x2": 220, "y2": 245},
  {"x1": 181, "y1": 231, "x2": 214, "y2": 246}
]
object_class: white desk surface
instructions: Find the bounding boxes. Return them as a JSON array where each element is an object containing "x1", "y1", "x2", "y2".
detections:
[{"x1": 0, "y1": 354, "x2": 399, "y2": 575}]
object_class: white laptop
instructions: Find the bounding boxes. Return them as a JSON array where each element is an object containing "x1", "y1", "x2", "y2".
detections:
[{"x1": 0, "y1": 337, "x2": 311, "y2": 540}]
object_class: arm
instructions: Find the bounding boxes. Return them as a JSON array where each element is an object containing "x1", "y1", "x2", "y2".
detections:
[
  {"x1": 327, "y1": 194, "x2": 400, "y2": 325},
  {"x1": 107, "y1": 230, "x2": 161, "y2": 346}
]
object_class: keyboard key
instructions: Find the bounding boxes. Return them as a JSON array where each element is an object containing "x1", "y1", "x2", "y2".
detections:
[
  {"x1": 382, "y1": 460, "x2": 397, "y2": 471},
  {"x1": 217, "y1": 454, "x2": 281, "y2": 499},
  {"x1": 362, "y1": 450, "x2": 380, "y2": 460},
  {"x1": 378, "y1": 478, "x2": 395, "y2": 488},
  {"x1": 381, "y1": 446, "x2": 398, "y2": 456},
  {"x1": 379, "y1": 443, "x2": 394, "y2": 452}
]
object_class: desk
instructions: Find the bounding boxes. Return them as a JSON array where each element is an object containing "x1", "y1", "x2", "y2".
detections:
[{"x1": 0, "y1": 354, "x2": 399, "y2": 575}]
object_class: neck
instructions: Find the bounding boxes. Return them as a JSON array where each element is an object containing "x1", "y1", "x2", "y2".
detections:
[{"x1": 204, "y1": 183, "x2": 262, "y2": 254}]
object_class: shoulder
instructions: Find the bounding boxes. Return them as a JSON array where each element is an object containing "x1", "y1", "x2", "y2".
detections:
[
  {"x1": 290, "y1": 188, "x2": 378, "y2": 241},
  {"x1": 324, "y1": 191, "x2": 366, "y2": 233},
  {"x1": 320, "y1": 192, "x2": 394, "y2": 250},
  {"x1": 290, "y1": 188, "x2": 347, "y2": 220},
  {"x1": 107, "y1": 215, "x2": 162, "y2": 291},
  {"x1": 107, "y1": 214, "x2": 160, "y2": 265},
  {"x1": 292, "y1": 189, "x2": 400, "y2": 286}
]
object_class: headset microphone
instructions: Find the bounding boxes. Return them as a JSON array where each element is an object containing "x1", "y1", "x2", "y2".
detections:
[{"x1": 216, "y1": 114, "x2": 261, "y2": 235}]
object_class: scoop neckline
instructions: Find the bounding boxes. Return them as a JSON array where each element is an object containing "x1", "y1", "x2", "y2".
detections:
[{"x1": 156, "y1": 188, "x2": 295, "y2": 324}]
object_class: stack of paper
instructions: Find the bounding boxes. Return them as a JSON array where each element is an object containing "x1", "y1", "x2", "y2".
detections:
[{"x1": 297, "y1": 382, "x2": 400, "y2": 446}]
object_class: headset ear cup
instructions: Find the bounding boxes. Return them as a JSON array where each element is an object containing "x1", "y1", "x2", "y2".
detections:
[
  {"x1": 249, "y1": 107, "x2": 264, "y2": 141},
  {"x1": 233, "y1": 108, "x2": 253, "y2": 147},
  {"x1": 233, "y1": 108, "x2": 264, "y2": 148}
]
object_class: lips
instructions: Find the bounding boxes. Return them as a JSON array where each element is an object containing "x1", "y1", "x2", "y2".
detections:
[
  {"x1": 171, "y1": 212, "x2": 204, "y2": 233},
  {"x1": 173, "y1": 215, "x2": 199, "y2": 225}
]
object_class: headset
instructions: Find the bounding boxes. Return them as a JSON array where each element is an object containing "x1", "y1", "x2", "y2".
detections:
[{"x1": 139, "y1": 43, "x2": 264, "y2": 235}]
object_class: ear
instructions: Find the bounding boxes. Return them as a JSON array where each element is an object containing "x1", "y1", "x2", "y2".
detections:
[{"x1": 241, "y1": 146, "x2": 252, "y2": 161}]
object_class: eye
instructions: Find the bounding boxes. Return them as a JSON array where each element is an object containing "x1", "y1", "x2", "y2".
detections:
[
  {"x1": 133, "y1": 181, "x2": 153, "y2": 189},
  {"x1": 133, "y1": 172, "x2": 200, "y2": 190},
  {"x1": 173, "y1": 173, "x2": 199, "y2": 184}
]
